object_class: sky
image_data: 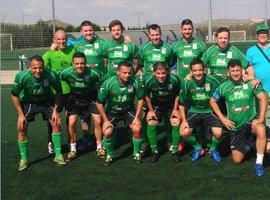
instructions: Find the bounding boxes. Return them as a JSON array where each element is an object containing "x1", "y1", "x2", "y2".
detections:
[{"x1": 0, "y1": 0, "x2": 269, "y2": 27}]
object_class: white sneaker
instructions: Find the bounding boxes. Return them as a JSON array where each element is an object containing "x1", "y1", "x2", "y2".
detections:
[{"x1": 48, "y1": 142, "x2": 54, "y2": 154}]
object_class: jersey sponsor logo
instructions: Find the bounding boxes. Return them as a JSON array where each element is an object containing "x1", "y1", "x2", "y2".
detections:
[
  {"x1": 43, "y1": 79, "x2": 49, "y2": 86},
  {"x1": 194, "y1": 93, "x2": 209, "y2": 101},
  {"x1": 228, "y1": 90, "x2": 249, "y2": 102},
  {"x1": 167, "y1": 84, "x2": 173, "y2": 90},
  {"x1": 161, "y1": 47, "x2": 166, "y2": 54},
  {"x1": 243, "y1": 83, "x2": 248, "y2": 90},
  {"x1": 227, "y1": 51, "x2": 232, "y2": 59},
  {"x1": 84, "y1": 49, "x2": 94, "y2": 55},
  {"x1": 183, "y1": 50, "x2": 192, "y2": 57},
  {"x1": 123, "y1": 44, "x2": 128, "y2": 52},
  {"x1": 205, "y1": 83, "x2": 210, "y2": 91},
  {"x1": 192, "y1": 43, "x2": 197, "y2": 49},
  {"x1": 232, "y1": 105, "x2": 250, "y2": 112},
  {"x1": 128, "y1": 85, "x2": 134, "y2": 93},
  {"x1": 75, "y1": 81, "x2": 85, "y2": 88},
  {"x1": 216, "y1": 58, "x2": 226, "y2": 66},
  {"x1": 113, "y1": 51, "x2": 123, "y2": 58}
]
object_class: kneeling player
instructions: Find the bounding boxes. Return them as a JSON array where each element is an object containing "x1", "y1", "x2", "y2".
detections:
[
  {"x1": 145, "y1": 62, "x2": 181, "y2": 162},
  {"x1": 179, "y1": 58, "x2": 223, "y2": 162},
  {"x1": 58, "y1": 52, "x2": 105, "y2": 162},
  {"x1": 96, "y1": 61, "x2": 144, "y2": 166},
  {"x1": 210, "y1": 59, "x2": 268, "y2": 176},
  {"x1": 11, "y1": 55, "x2": 66, "y2": 171}
]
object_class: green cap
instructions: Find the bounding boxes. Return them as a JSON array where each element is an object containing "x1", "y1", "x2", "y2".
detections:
[{"x1": 256, "y1": 24, "x2": 270, "y2": 32}]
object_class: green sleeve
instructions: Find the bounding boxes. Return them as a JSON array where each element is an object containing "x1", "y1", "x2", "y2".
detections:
[
  {"x1": 50, "y1": 71, "x2": 62, "y2": 94},
  {"x1": 97, "y1": 80, "x2": 109, "y2": 104},
  {"x1": 42, "y1": 51, "x2": 51, "y2": 70},
  {"x1": 254, "y1": 83, "x2": 265, "y2": 96},
  {"x1": 11, "y1": 72, "x2": 24, "y2": 96},
  {"x1": 179, "y1": 80, "x2": 188, "y2": 105},
  {"x1": 135, "y1": 78, "x2": 144, "y2": 99},
  {"x1": 201, "y1": 50, "x2": 209, "y2": 67}
]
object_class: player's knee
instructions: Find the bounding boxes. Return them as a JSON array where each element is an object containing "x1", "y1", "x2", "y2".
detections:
[
  {"x1": 232, "y1": 156, "x2": 243, "y2": 164},
  {"x1": 132, "y1": 131, "x2": 142, "y2": 139},
  {"x1": 131, "y1": 125, "x2": 141, "y2": 136},
  {"x1": 147, "y1": 118, "x2": 158, "y2": 126},
  {"x1": 18, "y1": 131, "x2": 27, "y2": 141},
  {"x1": 170, "y1": 118, "x2": 180, "y2": 126},
  {"x1": 93, "y1": 115, "x2": 102, "y2": 126}
]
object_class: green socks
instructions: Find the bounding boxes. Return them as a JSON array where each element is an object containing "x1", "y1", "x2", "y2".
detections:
[
  {"x1": 103, "y1": 138, "x2": 113, "y2": 157},
  {"x1": 172, "y1": 126, "x2": 180, "y2": 153},
  {"x1": 52, "y1": 132, "x2": 62, "y2": 157},
  {"x1": 185, "y1": 133, "x2": 202, "y2": 150},
  {"x1": 210, "y1": 136, "x2": 223, "y2": 151},
  {"x1": 18, "y1": 140, "x2": 29, "y2": 161},
  {"x1": 147, "y1": 125, "x2": 158, "y2": 152},
  {"x1": 133, "y1": 137, "x2": 143, "y2": 155}
]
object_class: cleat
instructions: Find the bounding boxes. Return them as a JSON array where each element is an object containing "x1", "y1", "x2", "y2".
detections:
[
  {"x1": 191, "y1": 149, "x2": 202, "y2": 161},
  {"x1": 178, "y1": 142, "x2": 185, "y2": 153},
  {"x1": 168, "y1": 143, "x2": 173, "y2": 152},
  {"x1": 65, "y1": 151, "x2": 77, "y2": 162},
  {"x1": 133, "y1": 153, "x2": 142, "y2": 163},
  {"x1": 18, "y1": 159, "x2": 28, "y2": 171},
  {"x1": 104, "y1": 155, "x2": 113, "y2": 166},
  {"x1": 254, "y1": 163, "x2": 265, "y2": 177},
  {"x1": 48, "y1": 142, "x2": 54, "y2": 154},
  {"x1": 96, "y1": 148, "x2": 106, "y2": 159},
  {"x1": 210, "y1": 150, "x2": 221, "y2": 162},
  {"x1": 78, "y1": 139, "x2": 91, "y2": 151},
  {"x1": 172, "y1": 152, "x2": 180, "y2": 162},
  {"x1": 54, "y1": 155, "x2": 67, "y2": 166},
  {"x1": 150, "y1": 152, "x2": 159, "y2": 162}
]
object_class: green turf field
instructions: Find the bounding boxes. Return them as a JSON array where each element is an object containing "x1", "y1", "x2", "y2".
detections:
[
  {"x1": 0, "y1": 41, "x2": 256, "y2": 71},
  {"x1": 1, "y1": 85, "x2": 270, "y2": 200}
]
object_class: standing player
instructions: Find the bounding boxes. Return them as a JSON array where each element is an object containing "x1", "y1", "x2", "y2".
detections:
[
  {"x1": 58, "y1": 52, "x2": 103, "y2": 161},
  {"x1": 139, "y1": 24, "x2": 174, "y2": 153},
  {"x1": 11, "y1": 55, "x2": 66, "y2": 171},
  {"x1": 172, "y1": 19, "x2": 206, "y2": 153},
  {"x1": 210, "y1": 59, "x2": 267, "y2": 177},
  {"x1": 73, "y1": 20, "x2": 106, "y2": 156},
  {"x1": 96, "y1": 61, "x2": 144, "y2": 165},
  {"x1": 144, "y1": 62, "x2": 181, "y2": 162},
  {"x1": 102, "y1": 20, "x2": 139, "y2": 77},
  {"x1": 179, "y1": 58, "x2": 222, "y2": 162},
  {"x1": 246, "y1": 24, "x2": 270, "y2": 152},
  {"x1": 42, "y1": 28, "x2": 76, "y2": 154}
]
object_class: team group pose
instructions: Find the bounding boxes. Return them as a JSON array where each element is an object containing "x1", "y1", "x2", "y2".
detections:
[{"x1": 11, "y1": 19, "x2": 270, "y2": 177}]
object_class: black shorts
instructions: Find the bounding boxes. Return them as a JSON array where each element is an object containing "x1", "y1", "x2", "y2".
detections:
[
  {"x1": 151, "y1": 108, "x2": 173, "y2": 122},
  {"x1": 108, "y1": 111, "x2": 136, "y2": 127},
  {"x1": 229, "y1": 123, "x2": 254, "y2": 155},
  {"x1": 186, "y1": 112, "x2": 222, "y2": 129},
  {"x1": 22, "y1": 102, "x2": 53, "y2": 124},
  {"x1": 67, "y1": 101, "x2": 99, "y2": 117}
]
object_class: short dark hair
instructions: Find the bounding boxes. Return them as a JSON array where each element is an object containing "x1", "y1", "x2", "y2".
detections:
[
  {"x1": 72, "y1": 52, "x2": 86, "y2": 61},
  {"x1": 118, "y1": 61, "x2": 132, "y2": 69},
  {"x1": 30, "y1": 55, "x2": 44, "y2": 66},
  {"x1": 227, "y1": 59, "x2": 242, "y2": 69},
  {"x1": 215, "y1": 27, "x2": 230, "y2": 38},
  {"x1": 80, "y1": 20, "x2": 94, "y2": 29},
  {"x1": 109, "y1": 20, "x2": 124, "y2": 31},
  {"x1": 148, "y1": 24, "x2": 161, "y2": 34},
  {"x1": 181, "y1": 19, "x2": 193, "y2": 27},
  {"x1": 190, "y1": 58, "x2": 204, "y2": 69},
  {"x1": 153, "y1": 62, "x2": 168, "y2": 71}
]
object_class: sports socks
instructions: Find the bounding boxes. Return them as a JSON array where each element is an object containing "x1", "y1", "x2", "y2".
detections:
[
  {"x1": 52, "y1": 132, "x2": 63, "y2": 157},
  {"x1": 147, "y1": 125, "x2": 158, "y2": 153},
  {"x1": 133, "y1": 137, "x2": 142, "y2": 155},
  {"x1": 18, "y1": 140, "x2": 29, "y2": 161},
  {"x1": 172, "y1": 126, "x2": 180, "y2": 153}
]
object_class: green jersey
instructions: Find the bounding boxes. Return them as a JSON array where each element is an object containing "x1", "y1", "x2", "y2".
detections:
[
  {"x1": 11, "y1": 69, "x2": 61, "y2": 104},
  {"x1": 213, "y1": 79, "x2": 264, "y2": 131},
  {"x1": 180, "y1": 74, "x2": 220, "y2": 114},
  {"x1": 97, "y1": 76, "x2": 144, "y2": 116},
  {"x1": 42, "y1": 46, "x2": 76, "y2": 94},
  {"x1": 201, "y1": 44, "x2": 248, "y2": 82},
  {"x1": 102, "y1": 39, "x2": 139, "y2": 77},
  {"x1": 145, "y1": 73, "x2": 180, "y2": 110},
  {"x1": 73, "y1": 37, "x2": 106, "y2": 73},
  {"x1": 139, "y1": 41, "x2": 173, "y2": 78},
  {"x1": 59, "y1": 66, "x2": 102, "y2": 101},
  {"x1": 172, "y1": 38, "x2": 206, "y2": 80}
]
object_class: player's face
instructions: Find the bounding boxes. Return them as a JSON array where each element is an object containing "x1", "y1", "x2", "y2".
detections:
[
  {"x1": 216, "y1": 31, "x2": 229, "y2": 50},
  {"x1": 117, "y1": 66, "x2": 132, "y2": 83},
  {"x1": 181, "y1": 24, "x2": 193, "y2": 40},
  {"x1": 30, "y1": 60, "x2": 44, "y2": 79},
  {"x1": 54, "y1": 30, "x2": 67, "y2": 50},
  {"x1": 148, "y1": 28, "x2": 161, "y2": 45},
  {"x1": 228, "y1": 65, "x2": 242, "y2": 82},
  {"x1": 190, "y1": 64, "x2": 204, "y2": 81},
  {"x1": 111, "y1": 25, "x2": 123, "y2": 41},
  {"x1": 73, "y1": 57, "x2": 86, "y2": 74},
  {"x1": 81, "y1": 25, "x2": 94, "y2": 41},
  {"x1": 257, "y1": 31, "x2": 269, "y2": 45},
  {"x1": 155, "y1": 67, "x2": 168, "y2": 83}
]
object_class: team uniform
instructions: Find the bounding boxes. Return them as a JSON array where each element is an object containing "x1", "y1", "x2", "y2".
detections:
[
  {"x1": 102, "y1": 39, "x2": 139, "y2": 77},
  {"x1": 74, "y1": 37, "x2": 106, "y2": 74},
  {"x1": 201, "y1": 44, "x2": 248, "y2": 83},
  {"x1": 144, "y1": 73, "x2": 180, "y2": 154},
  {"x1": 212, "y1": 79, "x2": 265, "y2": 154},
  {"x1": 139, "y1": 41, "x2": 173, "y2": 79},
  {"x1": 172, "y1": 38, "x2": 206, "y2": 81},
  {"x1": 12, "y1": 69, "x2": 65, "y2": 169},
  {"x1": 97, "y1": 76, "x2": 144, "y2": 159}
]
